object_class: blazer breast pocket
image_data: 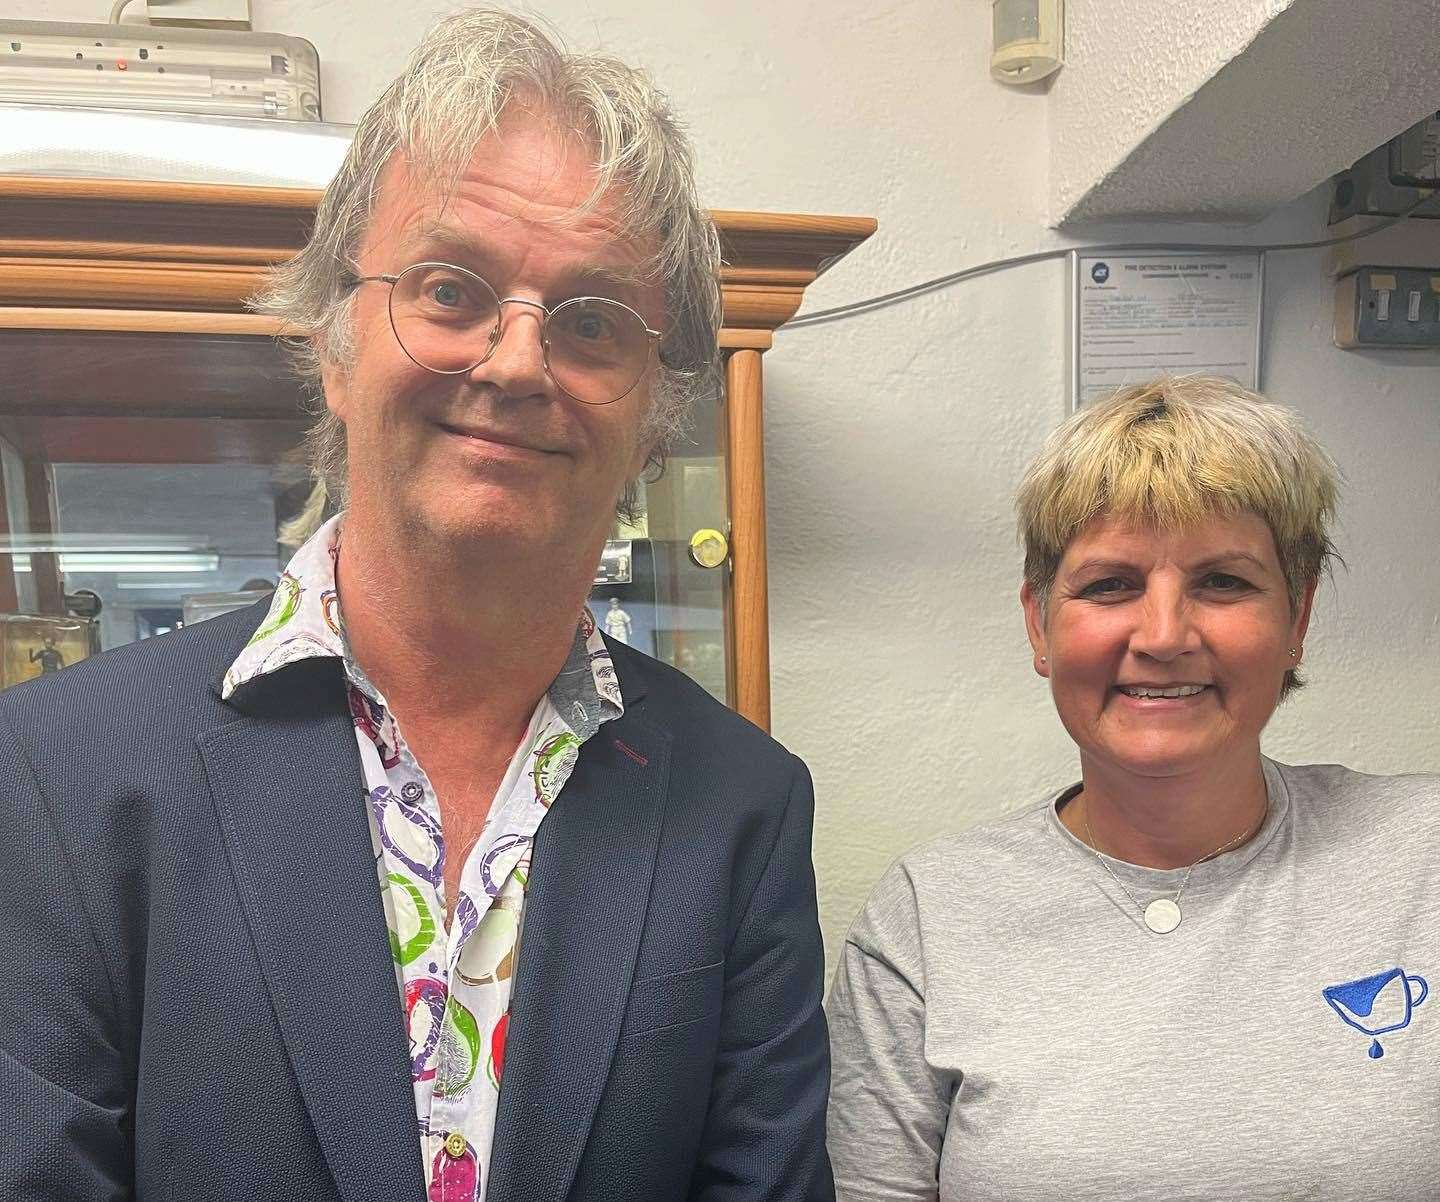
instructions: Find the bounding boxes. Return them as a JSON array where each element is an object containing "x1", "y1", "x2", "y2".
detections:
[{"x1": 620, "y1": 959, "x2": 724, "y2": 1039}]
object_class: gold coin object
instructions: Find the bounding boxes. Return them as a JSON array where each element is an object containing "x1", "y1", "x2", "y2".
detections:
[{"x1": 688, "y1": 528, "x2": 729, "y2": 569}]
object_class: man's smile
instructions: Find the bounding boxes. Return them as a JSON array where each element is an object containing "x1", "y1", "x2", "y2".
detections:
[{"x1": 436, "y1": 420, "x2": 564, "y2": 459}]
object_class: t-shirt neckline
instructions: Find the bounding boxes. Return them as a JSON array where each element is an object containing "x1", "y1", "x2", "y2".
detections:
[{"x1": 1044, "y1": 756, "x2": 1292, "y2": 893}]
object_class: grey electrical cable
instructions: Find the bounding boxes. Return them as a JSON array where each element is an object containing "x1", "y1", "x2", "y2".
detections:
[
  {"x1": 783, "y1": 185, "x2": 1440, "y2": 332},
  {"x1": 109, "y1": 0, "x2": 143, "y2": 25}
]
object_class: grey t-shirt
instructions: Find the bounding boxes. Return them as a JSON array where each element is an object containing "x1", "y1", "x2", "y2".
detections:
[{"x1": 827, "y1": 758, "x2": 1440, "y2": 1202}]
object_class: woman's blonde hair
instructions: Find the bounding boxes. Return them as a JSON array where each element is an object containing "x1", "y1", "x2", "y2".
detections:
[{"x1": 1016, "y1": 375, "x2": 1341, "y2": 694}]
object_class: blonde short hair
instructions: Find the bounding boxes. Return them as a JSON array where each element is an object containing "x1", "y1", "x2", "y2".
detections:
[
  {"x1": 1017, "y1": 376, "x2": 1341, "y2": 692},
  {"x1": 253, "y1": 9, "x2": 721, "y2": 525}
]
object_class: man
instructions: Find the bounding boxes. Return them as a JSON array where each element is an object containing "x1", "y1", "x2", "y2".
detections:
[{"x1": 0, "y1": 12, "x2": 832, "y2": 1201}]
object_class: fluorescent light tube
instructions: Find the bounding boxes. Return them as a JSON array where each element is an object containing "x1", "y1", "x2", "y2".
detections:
[{"x1": 11, "y1": 552, "x2": 220, "y2": 573}]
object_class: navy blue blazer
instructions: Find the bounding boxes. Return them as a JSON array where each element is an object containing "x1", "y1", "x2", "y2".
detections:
[{"x1": 0, "y1": 602, "x2": 833, "y2": 1202}]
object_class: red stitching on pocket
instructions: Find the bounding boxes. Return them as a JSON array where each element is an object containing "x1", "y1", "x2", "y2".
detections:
[{"x1": 612, "y1": 738, "x2": 649, "y2": 767}]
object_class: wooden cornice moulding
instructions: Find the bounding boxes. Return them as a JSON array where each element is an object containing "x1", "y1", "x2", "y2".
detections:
[
  {"x1": 0, "y1": 175, "x2": 874, "y2": 333},
  {"x1": 0, "y1": 175, "x2": 318, "y2": 208},
  {"x1": 0, "y1": 176, "x2": 315, "y2": 260},
  {"x1": 0, "y1": 258, "x2": 267, "y2": 311},
  {"x1": 711, "y1": 210, "x2": 878, "y2": 277},
  {"x1": 0, "y1": 307, "x2": 288, "y2": 335}
]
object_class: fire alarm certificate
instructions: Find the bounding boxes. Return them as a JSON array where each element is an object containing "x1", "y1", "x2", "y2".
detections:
[{"x1": 1071, "y1": 251, "x2": 1263, "y2": 408}]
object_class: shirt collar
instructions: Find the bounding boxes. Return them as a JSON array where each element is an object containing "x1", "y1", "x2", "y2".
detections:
[
  {"x1": 222, "y1": 514, "x2": 623, "y2": 732},
  {"x1": 221, "y1": 514, "x2": 345, "y2": 700}
]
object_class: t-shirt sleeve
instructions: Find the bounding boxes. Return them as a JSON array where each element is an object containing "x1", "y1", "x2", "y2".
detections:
[{"x1": 826, "y1": 860, "x2": 952, "y2": 1202}]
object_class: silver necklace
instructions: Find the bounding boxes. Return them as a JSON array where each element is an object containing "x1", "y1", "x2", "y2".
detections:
[{"x1": 1080, "y1": 802, "x2": 1265, "y2": 934}]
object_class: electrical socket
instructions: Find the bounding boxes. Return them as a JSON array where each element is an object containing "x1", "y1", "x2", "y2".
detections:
[
  {"x1": 1334, "y1": 266, "x2": 1440, "y2": 349},
  {"x1": 144, "y1": 0, "x2": 251, "y2": 29}
]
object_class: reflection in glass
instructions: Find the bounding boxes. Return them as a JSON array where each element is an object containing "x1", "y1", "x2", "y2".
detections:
[
  {"x1": 44, "y1": 463, "x2": 302, "y2": 653},
  {"x1": 589, "y1": 386, "x2": 729, "y2": 703}
]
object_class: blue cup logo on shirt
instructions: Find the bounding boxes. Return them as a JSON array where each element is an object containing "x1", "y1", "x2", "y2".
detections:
[{"x1": 1323, "y1": 967, "x2": 1428, "y2": 1059}]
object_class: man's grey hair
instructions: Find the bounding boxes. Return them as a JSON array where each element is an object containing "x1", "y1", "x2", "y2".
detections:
[{"x1": 253, "y1": 9, "x2": 722, "y2": 532}]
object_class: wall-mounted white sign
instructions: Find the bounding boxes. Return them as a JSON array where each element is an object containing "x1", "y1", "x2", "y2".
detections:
[{"x1": 1070, "y1": 250, "x2": 1264, "y2": 410}]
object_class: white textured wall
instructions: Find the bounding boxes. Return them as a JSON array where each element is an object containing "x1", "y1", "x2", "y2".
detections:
[{"x1": 14, "y1": 0, "x2": 1439, "y2": 969}]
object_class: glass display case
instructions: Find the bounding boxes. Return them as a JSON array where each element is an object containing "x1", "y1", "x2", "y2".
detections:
[{"x1": 0, "y1": 171, "x2": 873, "y2": 727}]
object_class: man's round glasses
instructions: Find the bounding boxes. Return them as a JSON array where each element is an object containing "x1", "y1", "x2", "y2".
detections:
[{"x1": 344, "y1": 261, "x2": 663, "y2": 406}]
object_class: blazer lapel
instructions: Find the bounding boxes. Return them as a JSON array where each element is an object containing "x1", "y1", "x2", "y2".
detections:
[
  {"x1": 486, "y1": 704, "x2": 671, "y2": 1202},
  {"x1": 199, "y1": 660, "x2": 426, "y2": 1202}
]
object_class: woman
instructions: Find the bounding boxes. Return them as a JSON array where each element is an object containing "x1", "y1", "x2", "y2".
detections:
[{"x1": 827, "y1": 376, "x2": 1440, "y2": 1201}]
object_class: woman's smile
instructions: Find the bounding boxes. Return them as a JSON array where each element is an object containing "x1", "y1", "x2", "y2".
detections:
[{"x1": 1111, "y1": 681, "x2": 1214, "y2": 709}]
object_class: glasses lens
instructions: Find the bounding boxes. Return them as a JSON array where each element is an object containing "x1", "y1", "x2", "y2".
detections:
[
  {"x1": 389, "y1": 263, "x2": 500, "y2": 373},
  {"x1": 546, "y1": 298, "x2": 652, "y2": 404}
]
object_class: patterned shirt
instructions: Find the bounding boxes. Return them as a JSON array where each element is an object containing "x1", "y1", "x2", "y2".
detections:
[{"x1": 224, "y1": 516, "x2": 622, "y2": 1201}]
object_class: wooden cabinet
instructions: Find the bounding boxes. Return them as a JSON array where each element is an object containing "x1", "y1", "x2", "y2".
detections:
[{"x1": 0, "y1": 175, "x2": 873, "y2": 729}]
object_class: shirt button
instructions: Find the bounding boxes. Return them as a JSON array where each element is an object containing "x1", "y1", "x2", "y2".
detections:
[{"x1": 445, "y1": 1131, "x2": 467, "y2": 1159}]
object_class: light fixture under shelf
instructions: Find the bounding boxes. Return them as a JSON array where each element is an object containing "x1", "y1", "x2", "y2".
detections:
[{"x1": 0, "y1": 17, "x2": 321, "y2": 120}]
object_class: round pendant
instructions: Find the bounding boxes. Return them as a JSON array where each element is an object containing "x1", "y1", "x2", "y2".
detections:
[{"x1": 1144, "y1": 898, "x2": 1182, "y2": 934}]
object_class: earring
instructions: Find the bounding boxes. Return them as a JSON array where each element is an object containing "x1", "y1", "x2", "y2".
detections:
[
  {"x1": 1288, "y1": 647, "x2": 1299, "y2": 658},
  {"x1": 1040, "y1": 655, "x2": 1048, "y2": 664}
]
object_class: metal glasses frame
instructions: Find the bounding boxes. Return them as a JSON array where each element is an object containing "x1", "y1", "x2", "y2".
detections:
[{"x1": 342, "y1": 260, "x2": 663, "y2": 405}]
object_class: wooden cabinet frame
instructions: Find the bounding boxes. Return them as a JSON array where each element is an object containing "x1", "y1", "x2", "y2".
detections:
[{"x1": 0, "y1": 175, "x2": 874, "y2": 729}]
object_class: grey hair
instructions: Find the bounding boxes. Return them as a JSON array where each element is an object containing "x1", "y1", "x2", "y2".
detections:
[{"x1": 254, "y1": 8, "x2": 722, "y2": 532}]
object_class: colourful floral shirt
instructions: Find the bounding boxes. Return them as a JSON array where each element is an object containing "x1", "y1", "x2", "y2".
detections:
[{"x1": 224, "y1": 516, "x2": 622, "y2": 1201}]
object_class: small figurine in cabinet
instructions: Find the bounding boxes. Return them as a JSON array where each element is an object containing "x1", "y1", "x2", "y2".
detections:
[{"x1": 1, "y1": 614, "x2": 98, "y2": 689}]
